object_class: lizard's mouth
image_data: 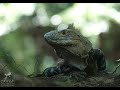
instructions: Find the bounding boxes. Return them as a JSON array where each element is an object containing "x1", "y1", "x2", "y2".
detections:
[
  {"x1": 51, "y1": 39, "x2": 80, "y2": 40},
  {"x1": 45, "y1": 38, "x2": 79, "y2": 47}
]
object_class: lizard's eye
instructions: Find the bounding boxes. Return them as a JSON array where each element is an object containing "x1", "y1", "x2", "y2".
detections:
[
  {"x1": 77, "y1": 35, "x2": 80, "y2": 37},
  {"x1": 62, "y1": 31, "x2": 66, "y2": 35}
]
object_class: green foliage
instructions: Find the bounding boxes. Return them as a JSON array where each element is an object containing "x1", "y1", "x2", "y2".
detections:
[
  {"x1": 42, "y1": 3, "x2": 73, "y2": 17},
  {"x1": 0, "y1": 29, "x2": 36, "y2": 75},
  {"x1": 0, "y1": 44, "x2": 24, "y2": 74}
]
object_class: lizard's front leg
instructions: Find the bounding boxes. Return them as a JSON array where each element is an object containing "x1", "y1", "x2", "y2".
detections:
[
  {"x1": 93, "y1": 49, "x2": 106, "y2": 72},
  {"x1": 42, "y1": 61, "x2": 83, "y2": 77},
  {"x1": 84, "y1": 49, "x2": 107, "y2": 76},
  {"x1": 42, "y1": 65, "x2": 87, "y2": 81}
]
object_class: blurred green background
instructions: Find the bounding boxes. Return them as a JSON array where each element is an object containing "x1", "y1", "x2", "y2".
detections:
[{"x1": 0, "y1": 3, "x2": 120, "y2": 76}]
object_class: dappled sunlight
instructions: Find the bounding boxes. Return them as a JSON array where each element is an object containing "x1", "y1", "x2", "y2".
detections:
[
  {"x1": 50, "y1": 15, "x2": 62, "y2": 25},
  {"x1": 0, "y1": 3, "x2": 35, "y2": 36},
  {"x1": 0, "y1": 3, "x2": 120, "y2": 37},
  {"x1": 60, "y1": 3, "x2": 115, "y2": 37},
  {"x1": 35, "y1": 7, "x2": 50, "y2": 26},
  {"x1": 107, "y1": 8, "x2": 120, "y2": 23},
  {"x1": 10, "y1": 3, "x2": 35, "y2": 16},
  {"x1": 0, "y1": 25, "x2": 9, "y2": 36},
  {"x1": 82, "y1": 21, "x2": 109, "y2": 37},
  {"x1": 57, "y1": 24, "x2": 68, "y2": 30}
]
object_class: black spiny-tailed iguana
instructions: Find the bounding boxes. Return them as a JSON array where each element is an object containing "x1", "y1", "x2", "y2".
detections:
[{"x1": 42, "y1": 24, "x2": 106, "y2": 77}]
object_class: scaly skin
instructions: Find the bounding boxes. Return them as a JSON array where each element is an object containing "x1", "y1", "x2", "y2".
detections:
[{"x1": 43, "y1": 24, "x2": 106, "y2": 77}]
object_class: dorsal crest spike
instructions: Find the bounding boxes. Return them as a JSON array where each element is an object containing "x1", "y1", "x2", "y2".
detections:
[{"x1": 68, "y1": 23, "x2": 76, "y2": 30}]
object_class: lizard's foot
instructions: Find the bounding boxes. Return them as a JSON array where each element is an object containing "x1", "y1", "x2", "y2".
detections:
[
  {"x1": 43, "y1": 66, "x2": 62, "y2": 77},
  {"x1": 42, "y1": 64, "x2": 81, "y2": 77},
  {"x1": 69, "y1": 71, "x2": 87, "y2": 81}
]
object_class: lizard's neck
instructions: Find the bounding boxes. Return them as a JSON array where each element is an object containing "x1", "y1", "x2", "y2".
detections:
[
  {"x1": 63, "y1": 44, "x2": 91, "y2": 57},
  {"x1": 54, "y1": 46, "x2": 94, "y2": 59},
  {"x1": 54, "y1": 47, "x2": 78, "y2": 59}
]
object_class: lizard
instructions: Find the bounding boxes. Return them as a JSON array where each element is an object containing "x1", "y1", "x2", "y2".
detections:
[{"x1": 42, "y1": 24, "x2": 107, "y2": 78}]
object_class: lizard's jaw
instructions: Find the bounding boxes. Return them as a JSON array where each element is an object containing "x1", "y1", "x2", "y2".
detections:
[
  {"x1": 44, "y1": 31, "x2": 79, "y2": 46},
  {"x1": 45, "y1": 39, "x2": 73, "y2": 47}
]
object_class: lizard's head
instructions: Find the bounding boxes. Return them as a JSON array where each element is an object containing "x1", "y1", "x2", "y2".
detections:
[
  {"x1": 44, "y1": 28, "x2": 81, "y2": 46},
  {"x1": 44, "y1": 24, "x2": 92, "y2": 56}
]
